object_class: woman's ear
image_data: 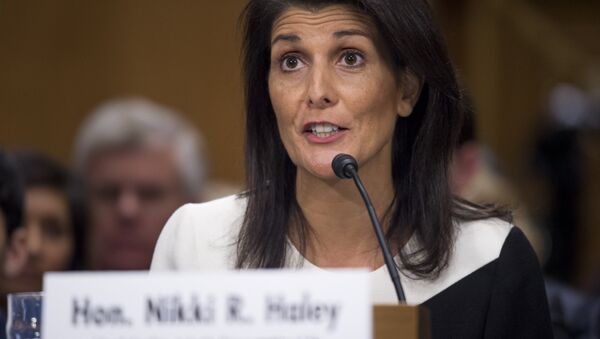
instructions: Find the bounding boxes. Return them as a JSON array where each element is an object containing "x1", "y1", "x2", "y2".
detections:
[
  {"x1": 396, "y1": 71, "x2": 423, "y2": 117},
  {"x1": 4, "y1": 227, "x2": 28, "y2": 277}
]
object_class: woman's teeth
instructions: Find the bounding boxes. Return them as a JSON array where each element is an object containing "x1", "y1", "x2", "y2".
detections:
[{"x1": 310, "y1": 123, "x2": 340, "y2": 138}]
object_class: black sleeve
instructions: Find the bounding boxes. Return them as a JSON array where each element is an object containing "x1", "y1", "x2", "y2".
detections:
[{"x1": 483, "y1": 227, "x2": 553, "y2": 338}]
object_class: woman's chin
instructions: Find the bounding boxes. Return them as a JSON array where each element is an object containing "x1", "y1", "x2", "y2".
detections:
[
  {"x1": 297, "y1": 161, "x2": 341, "y2": 181},
  {"x1": 293, "y1": 150, "x2": 353, "y2": 181}
]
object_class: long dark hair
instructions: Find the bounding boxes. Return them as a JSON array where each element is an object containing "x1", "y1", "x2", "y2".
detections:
[
  {"x1": 237, "y1": 0, "x2": 507, "y2": 277},
  {"x1": 0, "y1": 151, "x2": 23, "y2": 238}
]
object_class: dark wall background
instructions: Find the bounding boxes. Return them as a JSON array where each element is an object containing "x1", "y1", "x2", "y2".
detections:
[{"x1": 0, "y1": 0, "x2": 246, "y2": 183}]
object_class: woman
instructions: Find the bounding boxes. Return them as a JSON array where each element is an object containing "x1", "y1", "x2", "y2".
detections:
[
  {"x1": 1, "y1": 151, "x2": 84, "y2": 294},
  {"x1": 152, "y1": 0, "x2": 552, "y2": 337}
]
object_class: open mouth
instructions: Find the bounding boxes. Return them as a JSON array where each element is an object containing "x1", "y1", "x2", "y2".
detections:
[{"x1": 304, "y1": 122, "x2": 347, "y2": 138}]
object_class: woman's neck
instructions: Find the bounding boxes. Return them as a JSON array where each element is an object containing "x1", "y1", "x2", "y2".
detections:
[{"x1": 293, "y1": 163, "x2": 395, "y2": 270}]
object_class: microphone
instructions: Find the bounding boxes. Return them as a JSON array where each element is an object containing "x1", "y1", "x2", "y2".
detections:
[{"x1": 332, "y1": 153, "x2": 406, "y2": 303}]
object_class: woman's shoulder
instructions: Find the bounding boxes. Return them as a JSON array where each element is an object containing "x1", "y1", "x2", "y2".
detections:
[
  {"x1": 166, "y1": 194, "x2": 247, "y2": 240},
  {"x1": 405, "y1": 217, "x2": 516, "y2": 303},
  {"x1": 419, "y1": 218, "x2": 551, "y2": 336},
  {"x1": 454, "y1": 217, "x2": 514, "y2": 261},
  {"x1": 150, "y1": 194, "x2": 247, "y2": 271},
  {"x1": 449, "y1": 217, "x2": 524, "y2": 279},
  {"x1": 175, "y1": 194, "x2": 247, "y2": 227}
]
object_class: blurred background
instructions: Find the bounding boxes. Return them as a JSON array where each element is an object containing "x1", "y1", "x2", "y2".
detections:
[{"x1": 0, "y1": 0, "x2": 598, "y2": 296}]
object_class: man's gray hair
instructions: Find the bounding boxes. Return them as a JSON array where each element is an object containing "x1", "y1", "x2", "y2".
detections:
[{"x1": 74, "y1": 97, "x2": 206, "y2": 199}]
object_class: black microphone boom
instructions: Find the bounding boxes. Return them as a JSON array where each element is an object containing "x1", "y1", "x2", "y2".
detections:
[{"x1": 331, "y1": 153, "x2": 406, "y2": 303}]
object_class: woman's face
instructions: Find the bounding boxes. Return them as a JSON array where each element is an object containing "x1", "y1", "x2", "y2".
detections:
[
  {"x1": 268, "y1": 5, "x2": 416, "y2": 180},
  {"x1": 3, "y1": 186, "x2": 74, "y2": 291}
]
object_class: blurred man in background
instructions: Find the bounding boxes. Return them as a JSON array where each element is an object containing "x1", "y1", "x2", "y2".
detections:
[{"x1": 74, "y1": 97, "x2": 206, "y2": 270}]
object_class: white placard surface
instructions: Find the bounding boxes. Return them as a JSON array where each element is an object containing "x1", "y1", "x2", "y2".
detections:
[{"x1": 42, "y1": 270, "x2": 371, "y2": 339}]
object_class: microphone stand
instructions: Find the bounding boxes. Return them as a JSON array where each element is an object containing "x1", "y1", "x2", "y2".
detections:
[{"x1": 332, "y1": 154, "x2": 406, "y2": 303}]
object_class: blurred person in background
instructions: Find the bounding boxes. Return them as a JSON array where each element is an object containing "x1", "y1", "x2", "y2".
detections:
[
  {"x1": 0, "y1": 151, "x2": 24, "y2": 339},
  {"x1": 1, "y1": 150, "x2": 83, "y2": 297},
  {"x1": 533, "y1": 83, "x2": 600, "y2": 339},
  {"x1": 74, "y1": 97, "x2": 207, "y2": 270},
  {"x1": 450, "y1": 102, "x2": 547, "y2": 261},
  {"x1": 533, "y1": 83, "x2": 600, "y2": 284},
  {"x1": 450, "y1": 90, "x2": 600, "y2": 338}
]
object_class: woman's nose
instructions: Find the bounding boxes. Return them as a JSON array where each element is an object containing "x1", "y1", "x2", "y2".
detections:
[
  {"x1": 306, "y1": 65, "x2": 338, "y2": 109},
  {"x1": 26, "y1": 225, "x2": 43, "y2": 256}
]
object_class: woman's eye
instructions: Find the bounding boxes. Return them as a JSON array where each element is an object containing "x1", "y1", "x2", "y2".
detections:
[
  {"x1": 41, "y1": 218, "x2": 67, "y2": 239},
  {"x1": 280, "y1": 55, "x2": 304, "y2": 71},
  {"x1": 339, "y1": 51, "x2": 364, "y2": 67}
]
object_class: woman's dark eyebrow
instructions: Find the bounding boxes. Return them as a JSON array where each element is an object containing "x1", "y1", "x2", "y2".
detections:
[
  {"x1": 271, "y1": 34, "x2": 300, "y2": 45},
  {"x1": 272, "y1": 29, "x2": 369, "y2": 46},
  {"x1": 333, "y1": 29, "x2": 370, "y2": 39}
]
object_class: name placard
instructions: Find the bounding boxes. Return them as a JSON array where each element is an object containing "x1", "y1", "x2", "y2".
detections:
[{"x1": 42, "y1": 270, "x2": 371, "y2": 339}]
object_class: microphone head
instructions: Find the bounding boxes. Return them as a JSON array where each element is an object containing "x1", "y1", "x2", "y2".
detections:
[{"x1": 332, "y1": 153, "x2": 358, "y2": 179}]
